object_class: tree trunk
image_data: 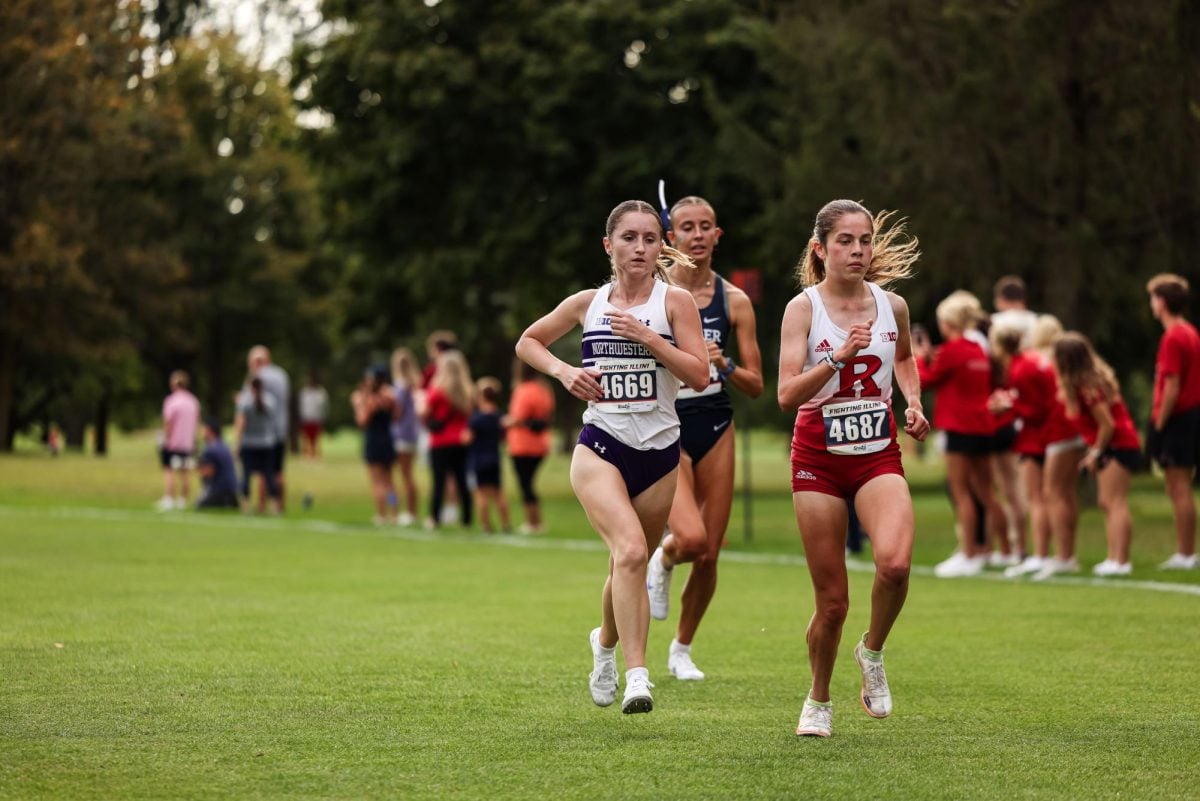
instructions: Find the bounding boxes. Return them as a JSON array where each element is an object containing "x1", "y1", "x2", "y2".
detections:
[
  {"x1": 0, "y1": 331, "x2": 14, "y2": 451},
  {"x1": 94, "y1": 388, "x2": 110, "y2": 456}
]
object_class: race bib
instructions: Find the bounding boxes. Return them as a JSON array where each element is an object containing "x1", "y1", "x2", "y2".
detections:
[
  {"x1": 595, "y1": 359, "x2": 658, "y2": 413},
  {"x1": 822, "y1": 399, "x2": 891, "y2": 455}
]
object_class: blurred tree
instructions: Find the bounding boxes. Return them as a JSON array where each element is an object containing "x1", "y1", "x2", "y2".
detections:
[{"x1": 294, "y1": 0, "x2": 777, "y2": 386}]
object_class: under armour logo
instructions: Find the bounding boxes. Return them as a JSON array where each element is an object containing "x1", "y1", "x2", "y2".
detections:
[{"x1": 593, "y1": 443, "x2": 607, "y2": 454}]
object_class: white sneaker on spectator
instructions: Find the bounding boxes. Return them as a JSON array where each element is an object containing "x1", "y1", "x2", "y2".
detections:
[
  {"x1": 155, "y1": 496, "x2": 175, "y2": 512},
  {"x1": 621, "y1": 669, "x2": 654, "y2": 714},
  {"x1": 987, "y1": 551, "x2": 1020, "y2": 568},
  {"x1": 588, "y1": 628, "x2": 618, "y2": 707},
  {"x1": 1093, "y1": 560, "x2": 1132, "y2": 577},
  {"x1": 1031, "y1": 556, "x2": 1080, "y2": 581},
  {"x1": 646, "y1": 547, "x2": 672, "y2": 621},
  {"x1": 440, "y1": 503, "x2": 459, "y2": 525},
  {"x1": 935, "y1": 551, "x2": 985, "y2": 578},
  {"x1": 1004, "y1": 555, "x2": 1045, "y2": 578},
  {"x1": 795, "y1": 696, "x2": 833, "y2": 737},
  {"x1": 667, "y1": 641, "x2": 705, "y2": 681},
  {"x1": 1158, "y1": 553, "x2": 1197, "y2": 570},
  {"x1": 396, "y1": 512, "x2": 416, "y2": 527}
]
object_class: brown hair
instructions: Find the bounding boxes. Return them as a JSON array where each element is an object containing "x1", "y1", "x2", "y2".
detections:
[
  {"x1": 605, "y1": 199, "x2": 693, "y2": 284},
  {"x1": 476, "y1": 376, "x2": 502, "y2": 405},
  {"x1": 1147, "y1": 273, "x2": 1190, "y2": 316},
  {"x1": 169, "y1": 370, "x2": 189, "y2": 390},
  {"x1": 993, "y1": 275, "x2": 1027, "y2": 304},
  {"x1": 1053, "y1": 331, "x2": 1119, "y2": 416},
  {"x1": 796, "y1": 200, "x2": 919, "y2": 289}
]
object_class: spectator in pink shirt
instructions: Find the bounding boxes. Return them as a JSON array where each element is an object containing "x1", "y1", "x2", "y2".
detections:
[{"x1": 158, "y1": 370, "x2": 201, "y2": 511}]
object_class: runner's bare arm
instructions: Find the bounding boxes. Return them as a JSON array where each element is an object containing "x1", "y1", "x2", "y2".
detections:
[
  {"x1": 890, "y1": 292, "x2": 929, "y2": 441},
  {"x1": 723, "y1": 282, "x2": 764, "y2": 398},
  {"x1": 515, "y1": 290, "x2": 603, "y2": 403},
  {"x1": 778, "y1": 294, "x2": 832, "y2": 411}
]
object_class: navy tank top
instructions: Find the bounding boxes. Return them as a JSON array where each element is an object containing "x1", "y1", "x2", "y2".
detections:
[{"x1": 677, "y1": 277, "x2": 732, "y2": 414}]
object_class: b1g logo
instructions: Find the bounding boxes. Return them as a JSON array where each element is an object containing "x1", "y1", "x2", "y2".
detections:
[
  {"x1": 834, "y1": 355, "x2": 883, "y2": 398},
  {"x1": 879, "y1": 331, "x2": 898, "y2": 342}
]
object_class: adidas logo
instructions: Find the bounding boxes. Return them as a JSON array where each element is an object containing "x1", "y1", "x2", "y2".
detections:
[
  {"x1": 794, "y1": 469, "x2": 816, "y2": 481},
  {"x1": 815, "y1": 339, "x2": 834, "y2": 353}
]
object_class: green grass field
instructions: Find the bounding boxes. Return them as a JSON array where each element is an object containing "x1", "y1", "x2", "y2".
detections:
[{"x1": 2, "y1": 430, "x2": 1197, "y2": 799}]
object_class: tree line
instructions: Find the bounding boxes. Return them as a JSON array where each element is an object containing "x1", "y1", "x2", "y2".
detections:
[{"x1": 3, "y1": 0, "x2": 1196, "y2": 451}]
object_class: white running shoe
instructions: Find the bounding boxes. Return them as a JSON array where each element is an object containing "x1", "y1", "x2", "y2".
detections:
[
  {"x1": 1092, "y1": 560, "x2": 1132, "y2": 577},
  {"x1": 155, "y1": 496, "x2": 175, "y2": 512},
  {"x1": 621, "y1": 670, "x2": 654, "y2": 714},
  {"x1": 588, "y1": 628, "x2": 618, "y2": 707},
  {"x1": 667, "y1": 643, "x2": 705, "y2": 681},
  {"x1": 396, "y1": 512, "x2": 416, "y2": 527},
  {"x1": 1159, "y1": 553, "x2": 1198, "y2": 570},
  {"x1": 1004, "y1": 555, "x2": 1045, "y2": 578},
  {"x1": 795, "y1": 696, "x2": 833, "y2": 737},
  {"x1": 934, "y1": 551, "x2": 985, "y2": 578},
  {"x1": 646, "y1": 547, "x2": 672, "y2": 621},
  {"x1": 853, "y1": 637, "x2": 892, "y2": 718},
  {"x1": 987, "y1": 551, "x2": 1020, "y2": 568},
  {"x1": 1031, "y1": 556, "x2": 1081, "y2": 582}
]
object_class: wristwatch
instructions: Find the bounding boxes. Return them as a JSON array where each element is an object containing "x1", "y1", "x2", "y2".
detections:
[
  {"x1": 821, "y1": 354, "x2": 845, "y2": 371},
  {"x1": 719, "y1": 358, "x2": 737, "y2": 379}
]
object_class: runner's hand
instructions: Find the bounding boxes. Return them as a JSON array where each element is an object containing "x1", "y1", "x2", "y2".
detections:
[
  {"x1": 904, "y1": 407, "x2": 929, "y2": 441},
  {"x1": 606, "y1": 308, "x2": 651, "y2": 344},
  {"x1": 836, "y1": 320, "x2": 873, "y2": 362},
  {"x1": 560, "y1": 366, "x2": 603, "y2": 403}
]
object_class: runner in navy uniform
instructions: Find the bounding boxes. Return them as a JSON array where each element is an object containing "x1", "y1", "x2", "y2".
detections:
[
  {"x1": 645, "y1": 197, "x2": 763, "y2": 682},
  {"x1": 515, "y1": 200, "x2": 709, "y2": 715},
  {"x1": 779, "y1": 200, "x2": 928, "y2": 737}
]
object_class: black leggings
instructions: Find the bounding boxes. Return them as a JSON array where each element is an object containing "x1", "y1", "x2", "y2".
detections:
[
  {"x1": 430, "y1": 445, "x2": 472, "y2": 526},
  {"x1": 512, "y1": 455, "x2": 545, "y2": 504}
]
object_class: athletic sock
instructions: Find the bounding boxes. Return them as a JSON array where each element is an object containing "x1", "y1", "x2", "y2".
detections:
[
  {"x1": 861, "y1": 634, "x2": 883, "y2": 662},
  {"x1": 595, "y1": 638, "x2": 616, "y2": 657},
  {"x1": 669, "y1": 638, "x2": 690, "y2": 656},
  {"x1": 806, "y1": 696, "x2": 833, "y2": 708}
]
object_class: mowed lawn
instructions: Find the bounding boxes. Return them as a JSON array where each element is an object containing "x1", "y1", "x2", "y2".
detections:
[{"x1": 1, "y1": 431, "x2": 1197, "y2": 800}]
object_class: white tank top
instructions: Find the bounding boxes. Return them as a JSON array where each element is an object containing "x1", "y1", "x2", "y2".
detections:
[
  {"x1": 795, "y1": 282, "x2": 899, "y2": 455},
  {"x1": 580, "y1": 280, "x2": 680, "y2": 450}
]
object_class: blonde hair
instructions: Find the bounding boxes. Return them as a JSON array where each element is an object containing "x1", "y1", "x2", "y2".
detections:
[
  {"x1": 936, "y1": 290, "x2": 985, "y2": 333},
  {"x1": 604, "y1": 199, "x2": 693, "y2": 285},
  {"x1": 390, "y1": 347, "x2": 421, "y2": 389},
  {"x1": 433, "y1": 350, "x2": 474, "y2": 413},
  {"x1": 1027, "y1": 314, "x2": 1063, "y2": 355},
  {"x1": 797, "y1": 200, "x2": 920, "y2": 289},
  {"x1": 1053, "y1": 331, "x2": 1119, "y2": 415},
  {"x1": 669, "y1": 195, "x2": 717, "y2": 222}
]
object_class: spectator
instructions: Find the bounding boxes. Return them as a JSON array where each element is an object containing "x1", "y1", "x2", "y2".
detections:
[
  {"x1": 469, "y1": 376, "x2": 511, "y2": 534},
  {"x1": 298, "y1": 370, "x2": 329, "y2": 459},
  {"x1": 157, "y1": 370, "x2": 201, "y2": 511},
  {"x1": 1055, "y1": 332, "x2": 1141, "y2": 576},
  {"x1": 422, "y1": 350, "x2": 474, "y2": 529},
  {"x1": 235, "y1": 376, "x2": 280, "y2": 514},
  {"x1": 915, "y1": 291, "x2": 1008, "y2": 577},
  {"x1": 505, "y1": 358, "x2": 555, "y2": 534},
  {"x1": 391, "y1": 347, "x2": 423, "y2": 527},
  {"x1": 990, "y1": 275, "x2": 1038, "y2": 345},
  {"x1": 352, "y1": 365, "x2": 399, "y2": 525},
  {"x1": 1147, "y1": 273, "x2": 1200, "y2": 570},
  {"x1": 196, "y1": 416, "x2": 240, "y2": 509},
  {"x1": 246, "y1": 345, "x2": 291, "y2": 510}
]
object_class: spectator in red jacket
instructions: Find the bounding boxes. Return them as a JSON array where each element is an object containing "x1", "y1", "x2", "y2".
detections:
[
  {"x1": 988, "y1": 317, "x2": 1059, "y2": 577},
  {"x1": 915, "y1": 291, "x2": 1006, "y2": 577},
  {"x1": 1054, "y1": 332, "x2": 1141, "y2": 577}
]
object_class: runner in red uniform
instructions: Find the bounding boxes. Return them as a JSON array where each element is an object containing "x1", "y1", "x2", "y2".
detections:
[{"x1": 779, "y1": 199, "x2": 928, "y2": 738}]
